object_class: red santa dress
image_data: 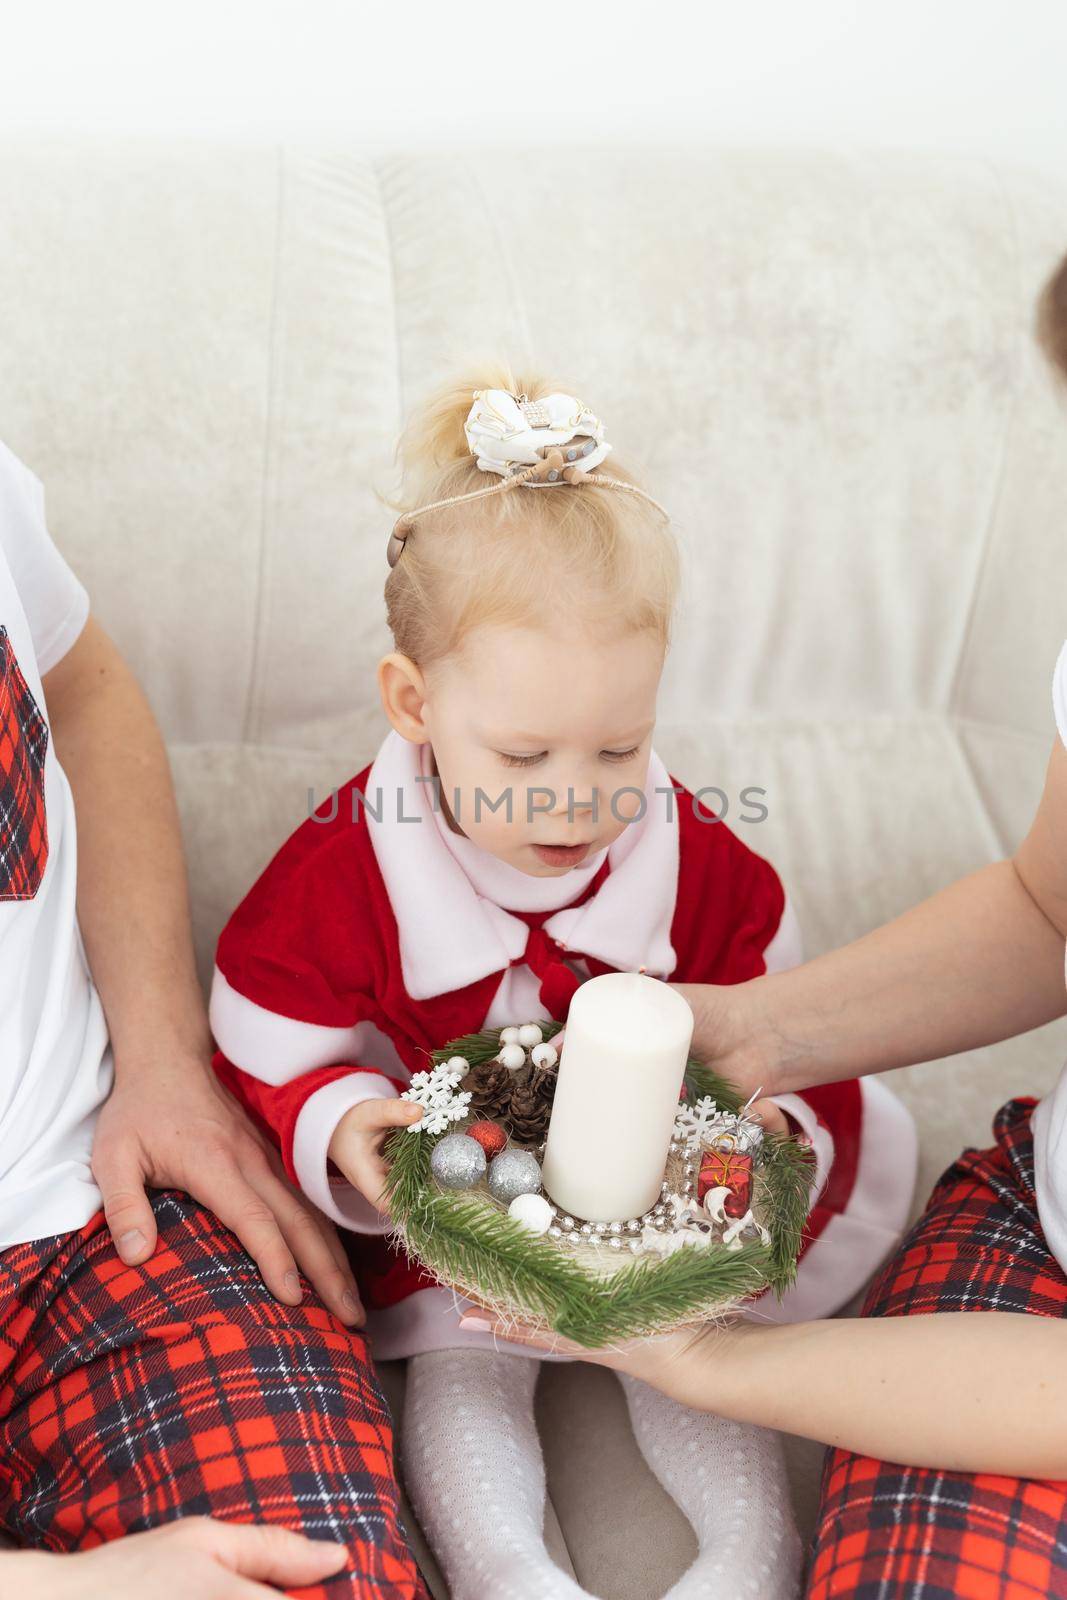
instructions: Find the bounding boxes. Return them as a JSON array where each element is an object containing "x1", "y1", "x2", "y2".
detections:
[{"x1": 210, "y1": 730, "x2": 917, "y2": 1359}]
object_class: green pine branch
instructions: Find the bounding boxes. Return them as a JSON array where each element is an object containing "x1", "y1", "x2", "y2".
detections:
[{"x1": 381, "y1": 1031, "x2": 816, "y2": 1347}]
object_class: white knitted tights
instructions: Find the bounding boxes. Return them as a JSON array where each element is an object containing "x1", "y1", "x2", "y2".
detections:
[
  {"x1": 403, "y1": 1349, "x2": 801, "y2": 1600},
  {"x1": 403, "y1": 1348, "x2": 593, "y2": 1600},
  {"x1": 619, "y1": 1372, "x2": 802, "y2": 1600}
]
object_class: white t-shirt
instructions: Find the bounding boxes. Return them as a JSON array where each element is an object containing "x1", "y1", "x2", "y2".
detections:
[
  {"x1": 0, "y1": 440, "x2": 111, "y2": 1250},
  {"x1": 1032, "y1": 640, "x2": 1067, "y2": 1274}
]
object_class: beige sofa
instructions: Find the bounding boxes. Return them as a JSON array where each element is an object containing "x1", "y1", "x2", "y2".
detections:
[{"x1": 2, "y1": 139, "x2": 1066, "y2": 1597}]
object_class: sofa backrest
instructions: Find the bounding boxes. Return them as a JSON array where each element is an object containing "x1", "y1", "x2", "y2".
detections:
[{"x1": 2, "y1": 142, "x2": 1065, "y2": 1003}]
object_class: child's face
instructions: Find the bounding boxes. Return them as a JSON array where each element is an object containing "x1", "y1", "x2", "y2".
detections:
[{"x1": 420, "y1": 622, "x2": 664, "y2": 876}]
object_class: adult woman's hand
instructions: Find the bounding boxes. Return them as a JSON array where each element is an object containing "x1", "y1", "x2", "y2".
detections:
[
  {"x1": 667, "y1": 982, "x2": 769, "y2": 1096},
  {"x1": 459, "y1": 1305, "x2": 1067, "y2": 1479},
  {"x1": 665, "y1": 983, "x2": 792, "y2": 1136},
  {"x1": 91, "y1": 1053, "x2": 365, "y2": 1327},
  {"x1": 10, "y1": 1518, "x2": 348, "y2": 1598},
  {"x1": 550, "y1": 1013, "x2": 790, "y2": 1136},
  {"x1": 458, "y1": 1308, "x2": 716, "y2": 1401},
  {"x1": 666, "y1": 741, "x2": 1067, "y2": 1103}
]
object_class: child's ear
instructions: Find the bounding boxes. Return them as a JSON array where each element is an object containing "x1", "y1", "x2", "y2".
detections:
[{"x1": 377, "y1": 651, "x2": 431, "y2": 742}]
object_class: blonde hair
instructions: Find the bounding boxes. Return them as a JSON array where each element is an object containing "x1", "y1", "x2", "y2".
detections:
[
  {"x1": 1037, "y1": 251, "x2": 1067, "y2": 383},
  {"x1": 383, "y1": 363, "x2": 679, "y2": 673}
]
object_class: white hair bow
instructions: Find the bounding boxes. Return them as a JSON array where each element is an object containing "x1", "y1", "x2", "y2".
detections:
[
  {"x1": 387, "y1": 386, "x2": 668, "y2": 568},
  {"x1": 464, "y1": 389, "x2": 613, "y2": 481}
]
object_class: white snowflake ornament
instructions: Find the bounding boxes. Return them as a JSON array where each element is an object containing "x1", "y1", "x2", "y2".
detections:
[
  {"x1": 673, "y1": 1096, "x2": 724, "y2": 1147},
  {"x1": 401, "y1": 1060, "x2": 473, "y2": 1133},
  {"x1": 673, "y1": 1097, "x2": 764, "y2": 1156},
  {"x1": 411, "y1": 1094, "x2": 473, "y2": 1136}
]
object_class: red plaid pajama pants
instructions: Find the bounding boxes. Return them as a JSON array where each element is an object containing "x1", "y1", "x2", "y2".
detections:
[
  {"x1": 0, "y1": 1188, "x2": 430, "y2": 1598},
  {"x1": 808, "y1": 1097, "x2": 1067, "y2": 1600}
]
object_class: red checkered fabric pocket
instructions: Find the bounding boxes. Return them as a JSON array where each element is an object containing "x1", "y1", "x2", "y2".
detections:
[{"x1": 0, "y1": 625, "x2": 49, "y2": 902}]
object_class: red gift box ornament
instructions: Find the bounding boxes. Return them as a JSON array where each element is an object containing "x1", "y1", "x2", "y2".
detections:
[{"x1": 697, "y1": 1145, "x2": 753, "y2": 1218}]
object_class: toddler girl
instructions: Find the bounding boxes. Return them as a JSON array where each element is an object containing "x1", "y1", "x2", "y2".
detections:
[{"x1": 210, "y1": 371, "x2": 916, "y2": 1600}]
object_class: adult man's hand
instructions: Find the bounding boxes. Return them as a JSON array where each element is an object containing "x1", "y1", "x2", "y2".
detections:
[
  {"x1": 44, "y1": 617, "x2": 363, "y2": 1328},
  {"x1": 92, "y1": 1054, "x2": 364, "y2": 1326},
  {"x1": 13, "y1": 1517, "x2": 348, "y2": 1598}
]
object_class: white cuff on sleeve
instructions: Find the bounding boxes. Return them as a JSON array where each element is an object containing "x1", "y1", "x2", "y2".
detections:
[
  {"x1": 767, "y1": 1090, "x2": 833, "y2": 1209},
  {"x1": 291, "y1": 1072, "x2": 401, "y2": 1235},
  {"x1": 763, "y1": 893, "x2": 803, "y2": 975},
  {"x1": 209, "y1": 965, "x2": 367, "y2": 1084}
]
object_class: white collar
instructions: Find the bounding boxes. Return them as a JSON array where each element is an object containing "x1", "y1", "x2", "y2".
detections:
[
  {"x1": 364, "y1": 729, "x2": 679, "y2": 1000},
  {"x1": 421, "y1": 742, "x2": 611, "y2": 913}
]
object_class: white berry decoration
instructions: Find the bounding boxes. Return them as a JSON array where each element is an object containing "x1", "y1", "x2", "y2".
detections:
[
  {"x1": 517, "y1": 1023, "x2": 544, "y2": 1048},
  {"x1": 499, "y1": 1026, "x2": 522, "y2": 1046},
  {"x1": 508, "y1": 1192, "x2": 553, "y2": 1235},
  {"x1": 530, "y1": 1041, "x2": 558, "y2": 1070},
  {"x1": 497, "y1": 1043, "x2": 526, "y2": 1071},
  {"x1": 445, "y1": 1055, "x2": 470, "y2": 1075}
]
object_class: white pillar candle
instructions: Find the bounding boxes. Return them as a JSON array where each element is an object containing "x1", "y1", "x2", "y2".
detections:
[{"x1": 541, "y1": 972, "x2": 694, "y2": 1223}]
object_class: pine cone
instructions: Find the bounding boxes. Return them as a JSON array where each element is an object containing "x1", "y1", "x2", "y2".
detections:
[
  {"x1": 462, "y1": 1061, "x2": 512, "y2": 1119},
  {"x1": 506, "y1": 1066, "x2": 556, "y2": 1144}
]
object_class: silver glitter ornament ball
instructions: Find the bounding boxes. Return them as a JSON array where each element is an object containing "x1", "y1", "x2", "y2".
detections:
[
  {"x1": 430, "y1": 1133, "x2": 487, "y2": 1190},
  {"x1": 487, "y1": 1148, "x2": 542, "y2": 1204}
]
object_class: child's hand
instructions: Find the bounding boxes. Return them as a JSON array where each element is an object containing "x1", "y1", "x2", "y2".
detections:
[{"x1": 328, "y1": 1097, "x2": 425, "y2": 1215}]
